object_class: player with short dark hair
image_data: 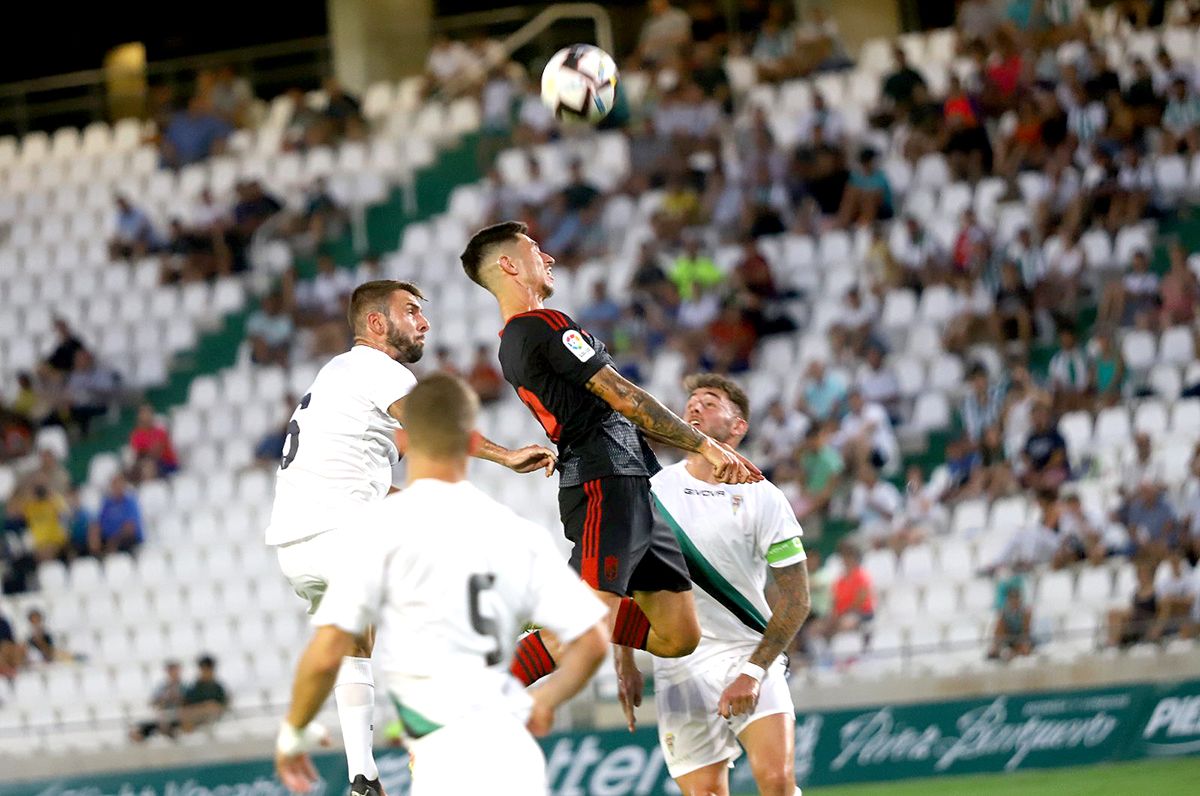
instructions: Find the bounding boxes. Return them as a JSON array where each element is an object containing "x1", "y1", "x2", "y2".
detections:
[
  {"x1": 461, "y1": 221, "x2": 762, "y2": 699},
  {"x1": 266, "y1": 278, "x2": 555, "y2": 796}
]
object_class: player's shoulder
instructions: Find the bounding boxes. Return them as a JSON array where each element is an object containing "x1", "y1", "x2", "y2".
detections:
[
  {"x1": 503, "y1": 309, "x2": 578, "y2": 338},
  {"x1": 650, "y1": 460, "x2": 689, "y2": 489}
]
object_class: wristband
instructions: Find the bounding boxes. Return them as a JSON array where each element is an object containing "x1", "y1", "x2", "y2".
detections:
[
  {"x1": 739, "y1": 662, "x2": 766, "y2": 683},
  {"x1": 276, "y1": 722, "x2": 305, "y2": 756}
]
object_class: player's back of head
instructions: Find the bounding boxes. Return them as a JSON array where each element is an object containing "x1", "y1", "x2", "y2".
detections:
[
  {"x1": 347, "y1": 279, "x2": 426, "y2": 335},
  {"x1": 460, "y1": 220, "x2": 527, "y2": 289},
  {"x1": 401, "y1": 372, "x2": 480, "y2": 458}
]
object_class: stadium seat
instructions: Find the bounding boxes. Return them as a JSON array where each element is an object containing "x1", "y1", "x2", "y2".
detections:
[
  {"x1": 1159, "y1": 326, "x2": 1195, "y2": 366},
  {"x1": 911, "y1": 391, "x2": 951, "y2": 432},
  {"x1": 1093, "y1": 406, "x2": 1133, "y2": 449},
  {"x1": 863, "y1": 548, "x2": 897, "y2": 591},
  {"x1": 899, "y1": 544, "x2": 936, "y2": 583},
  {"x1": 1133, "y1": 399, "x2": 1169, "y2": 438}
]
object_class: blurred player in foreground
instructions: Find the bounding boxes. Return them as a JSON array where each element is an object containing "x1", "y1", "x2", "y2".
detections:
[
  {"x1": 623, "y1": 374, "x2": 811, "y2": 796},
  {"x1": 460, "y1": 222, "x2": 761, "y2": 696},
  {"x1": 266, "y1": 280, "x2": 555, "y2": 795},
  {"x1": 275, "y1": 373, "x2": 609, "y2": 795}
]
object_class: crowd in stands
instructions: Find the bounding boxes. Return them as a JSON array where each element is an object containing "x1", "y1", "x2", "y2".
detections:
[{"x1": 129, "y1": 655, "x2": 229, "y2": 742}]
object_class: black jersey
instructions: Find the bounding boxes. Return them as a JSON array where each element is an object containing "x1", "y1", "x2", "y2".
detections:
[{"x1": 498, "y1": 309, "x2": 659, "y2": 487}]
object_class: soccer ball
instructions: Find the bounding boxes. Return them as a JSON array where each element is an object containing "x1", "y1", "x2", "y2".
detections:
[{"x1": 540, "y1": 44, "x2": 618, "y2": 125}]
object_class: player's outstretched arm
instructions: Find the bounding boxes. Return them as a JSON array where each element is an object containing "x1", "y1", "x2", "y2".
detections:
[
  {"x1": 718, "y1": 562, "x2": 811, "y2": 719},
  {"x1": 585, "y1": 366, "x2": 762, "y2": 483},
  {"x1": 475, "y1": 435, "x2": 557, "y2": 476},
  {"x1": 527, "y1": 621, "x2": 609, "y2": 736},
  {"x1": 275, "y1": 626, "x2": 347, "y2": 792}
]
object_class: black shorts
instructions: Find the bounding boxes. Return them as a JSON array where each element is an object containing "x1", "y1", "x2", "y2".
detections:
[{"x1": 559, "y1": 475, "x2": 691, "y2": 596}]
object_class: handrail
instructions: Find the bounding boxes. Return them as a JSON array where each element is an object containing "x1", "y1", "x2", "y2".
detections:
[{"x1": 498, "y1": 3, "x2": 614, "y2": 59}]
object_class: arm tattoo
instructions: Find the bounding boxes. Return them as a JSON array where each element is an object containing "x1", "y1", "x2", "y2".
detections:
[
  {"x1": 586, "y1": 366, "x2": 706, "y2": 453},
  {"x1": 749, "y1": 561, "x2": 811, "y2": 670},
  {"x1": 472, "y1": 435, "x2": 509, "y2": 464}
]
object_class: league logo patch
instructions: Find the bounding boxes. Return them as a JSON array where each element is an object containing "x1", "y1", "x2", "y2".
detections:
[
  {"x1": 562, "y1": 329, "x2": 596, "y2": 362},
  {"x1": 604, "y1": 555, "x2": 620, "y2": 583}
]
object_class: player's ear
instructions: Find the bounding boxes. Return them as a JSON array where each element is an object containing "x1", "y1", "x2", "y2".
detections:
[
  {"x1": 496, "y1": 254, "x2": 518, "y2": 277},
  {"x1": 732, "y1": 417, "x2": 748, "y2": 439},
  {"x1": 466, "y1": 429, "x2": 483, "y2": 457}
]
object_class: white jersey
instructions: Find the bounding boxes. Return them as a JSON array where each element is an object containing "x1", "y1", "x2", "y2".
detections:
[
  {"x1": 313, "y1": 478, "x2": 606, "y2": 735},
  {"x1": 265, "y1": 345, "x2": 417, "y2": 545},
  {"x1": 649, "y1": 462, "x2": 806, "y2": 681}
]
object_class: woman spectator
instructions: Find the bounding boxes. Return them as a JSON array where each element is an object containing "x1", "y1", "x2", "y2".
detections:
[
  {"x1": 823, "y1": 542, "x2": 875, "y2": 637},
  {"x1": 1159, "y1": 242, "x2": 1200, "y2": 328},
  {"x1": 129, "y1": 404, "x2": 180, "y2": 481},
  {"x1": 1089, "y1": 333, "x2": 1126, "y2": 408},
  {"x1": 20, "y1": 483, "x2": 68, "y2": 562}
]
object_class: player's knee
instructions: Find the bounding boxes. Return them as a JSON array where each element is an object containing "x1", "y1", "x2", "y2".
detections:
[
  {"x1": 753, "y1": 768, "x2": 795, "y2": 796},
  {"x1": 658, "y1": 623, "x2": 700, "y2": 658}
]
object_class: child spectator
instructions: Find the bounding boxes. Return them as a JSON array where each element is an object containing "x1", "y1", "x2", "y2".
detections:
[
  {"x1": 129, "y1": 405, "x2": 180, "y2": 481},
  {"x1": 988, "y1": 581, "x2": 1033, "y2": 660}
]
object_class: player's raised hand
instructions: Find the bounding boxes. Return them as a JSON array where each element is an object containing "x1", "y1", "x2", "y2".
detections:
[
  {"x1": 614, "y1": 647, "x2": 643, "y2": 733},
  {"x1": 701, "y1": 438, "x2": 761, "y2": 484},
  {"x1": 717, "y1": 673, "x2": 761, "y2": 719},
  {"x1": 505, "y1": 444, "x2": 558, "y2": 476}
]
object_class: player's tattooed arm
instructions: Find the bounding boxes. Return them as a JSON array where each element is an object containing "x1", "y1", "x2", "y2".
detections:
[
  {"x1": 585, "y1": 366, "x2": 706, "y2": 451},
  {"x1": 748, "y1": 560, "x2": 811, "y2": 670}
]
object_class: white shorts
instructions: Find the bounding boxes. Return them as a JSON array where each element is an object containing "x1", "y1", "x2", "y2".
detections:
[
  {"x1": 408, "y1": 711, "x2": 546, "y2": 796},
  {"x1": 654, "y1": 655, "x2": 793, "y2": 779},
  {"x1": 274, "y1": 529, "x2": 346, "y2": 614}
]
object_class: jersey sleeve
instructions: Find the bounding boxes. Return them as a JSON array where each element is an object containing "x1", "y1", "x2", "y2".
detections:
[
  {"x1": 364, "y1": 361, "x2": 418, "y2": 416},
  {"x1": 311, "y1": 530, "x2": 389, "y2": 635},
  {"x1": 758, "y1": 484, "x2": 807, "y2": 569},
  {"x1": 521, "y1": 523, "x2": 607, "y2": 643},
  {"x1": 512, "y1": 314, "x2": 613, "y2": 387}
]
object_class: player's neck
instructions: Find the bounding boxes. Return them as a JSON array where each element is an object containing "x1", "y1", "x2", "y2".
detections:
[
  {"x1": 406, "y1": 457, "x2": 468, "y2": 484},
  {"x1": 498, "y1": 286, "x2": 545, "y2": 323},
  {"x1": 353, "y1": 336, "x2": 399, "y2": 361},
  {"x1": 685, "y1": 454, "x2": 719, "y2": 484}
]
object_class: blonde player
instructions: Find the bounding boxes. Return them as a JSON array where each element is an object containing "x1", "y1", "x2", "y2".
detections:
[
  {"x1": 619, "y1": 374, "x2": 812, "y2": 796},
  {"x1": 266, "y1": 280, "x2": 555, "y2": 796},
  {"x1": 275, "y1": 373, "x2": 609, "y2": 795}
]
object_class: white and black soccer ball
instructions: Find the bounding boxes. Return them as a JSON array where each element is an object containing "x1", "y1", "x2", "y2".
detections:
[{"x1": 540, "y1": 44, "x2": 618, "y2": 125}]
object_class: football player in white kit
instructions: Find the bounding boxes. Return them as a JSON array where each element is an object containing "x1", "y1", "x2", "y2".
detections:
[
  {"x1": 619, "y1": 374, "x2": 812, "y2": 796},
  {"x1": 266, "y1": 280, "x2": 556, "y2": 796},
  {"x1": 275, "y1": 373, "x2": 609, "y2": 795}
]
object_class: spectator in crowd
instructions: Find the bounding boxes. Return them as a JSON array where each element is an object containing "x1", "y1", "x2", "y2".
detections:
[
  {"x1": 836, "y1": 148, "x2": 894, "y2": 228},
  {"x1": 229, "y1": 181, "x2": 283, "y2": 271},
  {"x1": 823, "y1": 541, "x2": 875, "y2": 637},
  {"x1": 1099, "y1": 249, "x2": 1160, "y2": 329},
  {"x1": 24, "y1": 608, "x2": 74, "y2": 663},
  {"x1": 1047, "y1": 325, "x2": 1091, "y2": 412},
  {"x1": 1107, "y1": 559, "x2": 1165, "y2": 647},
  {"x1": 63, "y1": 349, "x2": 123, "y2": 435},
  {"x1": 321, "y1": 78, "x2": 363, "y2": 137},
  {"x1": 179, "y1": 655, "x2": 229, "y2": 732},
  {"x1": 897, "y1": 464, "x2": 949, "y2": 542},
  {"x1": 1022, "y1": 402, "x2": 1070, "y2": 491},
  {"x1": 985, "y1": 490, "x2": 1062, "y2": 573},
  {"x1": 856, "y1": 345, "x2": 901, "y2": 423},
  {"x1": 836, "y1": 389, "x2": 899, "y2": 475},
  {"x1": 424, "y1": 35, "x2": 480, "y2": 96},
  {"x1": 1117, "y1": 432, "x2": 1164, "y2": 498},
  {"x1": 161, "y1": 96, "x2": 231, "y2": 168},
  {"x1": 578, "y1": 281, "x2": 623, "y2": 344},
  {"x1": 90, "y1": 473, "x2": 144, "y2": 556},
  {"x1": 207, "y1": 66, "x2": 254, "y2": 127},
  {"x1": 129, "y1": 404, "x2": 180, "y2": 481},
  {"x1": 1089, "y1": 332, "x2": 1126, "y2": 407},
  {"x1": 0, "y1": 610, "x2": 20, "y2": 679},
  {"x1": 109, "y1": 196, "x2": 163, "y2": 260},
  {"x1": 960, "y1": 364, "x2": 1005, "y2": 443},
  {"x1": 65, "y1": 487, "x2": 92, "y2": 559},
  {"x1": 466, "y1": 345, "x2": 505, "y2": 405},
  {"x1": 1116, "y1": 478, "x2": 1179, "y2": 560},
  {"x1": 637, "y1": 0, "x2": 693, "y2": 66},
  {"x1": 1161, "y1": 76, "x2": 1200, "y2": 153},
  {"x1": 292, "y1": 179, "x2": 349, "y2": 253},
  {"x1": 791, "y1": 422, "x2": 845, "y2": 527},
  {"x1": 11, "y1": 371, "x2": 47, "y2": 425},
  {"x1": 881, "y1": 46, "x2": 927, "y2": 115},
  {"x1": 294, "y1": 255, "x2": 353, "y2": 357},
  {"x1": 798, "y1": 359, "x2": 848, "y2": 422},
  {"x1": 794, "y1": 548, "x2": 834, "y2": 662},
  {"x1": 433, "y1": 347, "x2": 460, "y2": 377},
  {"x1": 830, "y1": 286, "x2": 878, "y2": 356},
  {"x1": 1056, "y1": 491, "x2": 1112, "y2": 566},
  {"x1": 754, "y1": 399, "x2": 810, "y2": 470},
  {"x1": 1159, "y1": 241, "x2": 1200, "y2": 328},
  {"x1": 20, "y1": 482, "x2": 68, "y2": 562},
  {"x1": 131, "y1": 660, "x2": 186, "y2": 742},
  {"x1": 246, "y1": 292, "x2": 294, "y2": 367},
  {"x1": 669, "y1": 236, "x2": 722, "y2": 301},
  {"x1": 988, "y1": 580, "x2": 1033, "y2": 660},
  {"x1": 848, "y1": 463, "x2": 903, "y2": 549}
]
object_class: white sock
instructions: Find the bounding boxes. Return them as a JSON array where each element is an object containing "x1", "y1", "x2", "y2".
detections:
[{"x1": 334, "y1": 656, "x2": 379, "y2": 782}]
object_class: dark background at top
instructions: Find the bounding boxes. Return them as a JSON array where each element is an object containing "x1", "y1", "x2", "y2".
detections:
[{"x1": 0, "y1": 1, "x2": 328, "y2": 82}]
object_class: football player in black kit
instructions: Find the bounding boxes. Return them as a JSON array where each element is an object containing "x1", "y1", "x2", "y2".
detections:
[{"x1": 461, "y1": 221, "x2": 762, "y2": 718}]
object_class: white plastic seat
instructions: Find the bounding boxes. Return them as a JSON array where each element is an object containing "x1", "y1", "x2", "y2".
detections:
[
  {"x1": 830, "y1": 631, "x2": 865, "y2": 664},
  {"x1": 881, "y1": 289, "x2": 918, "y2": 330},
  {"x1": 1171, "y1": 399, "x2": 1200, "y2": 441},
  {"x1": 1122, "y1": 330, "x2": 1157, "y2": 372},
  {"x1": 884, "y1": 585, "x2": 919, "y2": 619},
  {"x1": 863, "y1": 549, "x2": 896, "y2": 592},
  {"x1": 938, "y1": 538, "x2": 973, "y2": 579},
  {"x1": 989, "y1": 496, "x2": 1029, "y2": 534},
  {"x1": 1076, "y1": 568, "x2": 1113, "y2": 607},
  {"x1": 1058, "y1": 411, "x2": 1093, "y2": 459},
  {"x1": 960, "y1": 578, "x2": 995, "y2": 617},
  {"x1": 1035, "y1": 571, "x2": 1074, "y2": 614},
  {"x1": 951, "y1": 499, "x2": 988, "y2": 537},
  {"x1": 1093, "y1": 406, "x2": 1132, "y2": 449},
  {"x1": 893, "y1": 356, "x2": 925, "y2": 398},
  {"x1": 922, "y1": 582, "x2": 958, "y2": 619},
  {"x1": 911, "y1": 392, "x2": 951, "y2": 432},
  {"x1": 899, "y1": 544, "x2": 936, "y2": 583},
  {"x1": 1133, "y1": 399, "x2": 1169, "y2": 438},
  {"x1": 907, "y1": 324, "x2": 943, "y2": 360},
  {"x1": 1159, "y1": 326, "x2": 1195, "y2": 366},
  {"x1": 1150, "y1": 365, "x2": 1182, "y2": 402},
  {"x1": 1080, "y1": 229, "x2": 1113, "y2": 270}
]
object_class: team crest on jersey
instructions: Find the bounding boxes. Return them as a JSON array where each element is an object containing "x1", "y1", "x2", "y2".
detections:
[
  {"x1": 731, "y1": 495, "x2": 743, "y2": 514},
  {"x1": 562, "y1": 329, "x2": 596, "y2": 362},
  {"x1": 664, "y1": 732, "x2": 675, "y2": 756}
]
